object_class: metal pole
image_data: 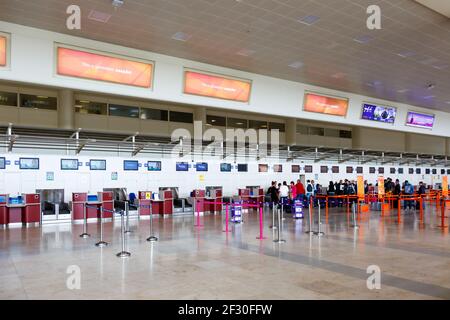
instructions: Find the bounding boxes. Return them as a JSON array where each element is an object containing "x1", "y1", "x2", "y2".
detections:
[
  {"x1": 281, "y1": 201, "x2": 285, "y2": 221},
  {"x1": 223, "y1": 203, "x2": 230, "y2": 233},
  {"x1": 79, "y1": 203, "x2": 90, "y2": 238},
  {"x1": 116, "y1": 211, "x2": 131, "y2": 258},
  {"x1": 273, "y1": 208, "x2": 286, "y2": 243},
  {"x1": 305, "y1": 198, "x2": 314, "y2": 234},
  {"x1": 270, "y1": 202, "x2": 277, "y2": 229},
  {"x1": 147, "y1": 204, "x2": 158, "y2": 242},
  {"x1": 256, "y1": 205, "x2": 266, "y2": 240},
  {"x1": 314, "y1": 199, "x2": 324, "y2": 236},
  {"x1": 351, "y1": 201, "x2": 359, "y2": 229},
  {"x1": 95, "y1": 207, "x2": 108, "y2": 247},
  {"x1": 124, "y1": 201, "x2": 131, "y2": 233}
]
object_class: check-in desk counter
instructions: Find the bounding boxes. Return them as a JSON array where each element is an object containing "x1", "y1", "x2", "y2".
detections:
[
  {"x1": 205, "y1": 189, "x2": 222, "y2": 213},
  {"x1": 98, "y1": 192, "x2": 114, "y2": 219},
  {"x1": 0, "y1": 194, "x2": 41, "y2": 226},
  {"x1": 160, "y1": 190, "x2": 173, "y2": 216},
  {"x1": 192, "y1": 189, "x2": 205, "y2": 213},
  {"x1": 238, "y1": 188, "x2": 250, "y2": 203},
  {"x1": 249, "y1": 188, "x2": 264, "y2": 206},
  {"x1": 138, "y1": 191, "x2": 153, "y2": 216},
  {"x1": 71, "y1": 192, "x2": 87, "y2": 220}
]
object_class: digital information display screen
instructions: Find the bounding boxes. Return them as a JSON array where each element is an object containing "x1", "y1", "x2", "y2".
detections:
[
  {"x1": 258, "y1": 164, "x2": 268, "y2": 173},
  {"x1": 148, "y1": 161, "x2": 161, "y2": 171},
  {"x1": 332, "y1": 166, "x2": 339, "y2": 174},
  {"x1": 20, "y1": 158, "x2": 39, "y2": 170},
  {"x1": 320, "y1": 166, "x2": 328, "y2": 173},
  {"x1": 176, "y1": 162, "x2": 189, "y2": 171},
  {"x1": 369, "y1": 167, "x2": 376, "y2": 174},
  {"x1": 220, "y1": 163, "x2": 231, "y2": 172},
  {"x1": 292, "y1": 165, "x2": 300, "y2": 173},
  {"x1": 303, "y1": 93, "x2": 349, "y2": 116},
  {"x1": 0, "y1": 157, "x2": 5, "y2": 169},
  {"x1": 237, "y1": 164, "x2": 248, "y2": 172},
  {"x1": 90, "y1": 159, "x2": 106, "y2": 170},
  {"x1": 124, "y1": 160, "x2": 139, "y2": 171},
  {"x1": 184, "y1": 70, "x2": 251, "y2": 102},
  {"x1": 57, "y1": 46, "x2": 153, "y2": 88},
  {"x1": 379, "y1": 167, "x2": 385, "y2": 174},
  {"x1": 406, "y1": 111, "x2": 435, "y2": 129},
  {"x1": 61, "y1": 159, "x2": 79, "y2": 170},
  {"x1": 356, "y1": 167, "x2": 363, "y2": 174},
  {"x1": 273, "y1": 165, "x2": 283, "y2": 173},
  {"x1": 304, "y1": 165, "x2": 313, "y2": 173},
  {"x1": 361, "y1": 103, "x2": 396, "y2": 123},
  {"x1": 196, "y1": 162, "x2": 208, "y2": 172}
]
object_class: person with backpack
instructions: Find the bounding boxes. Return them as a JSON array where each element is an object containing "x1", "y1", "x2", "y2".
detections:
[
  {"x1": 404, "y1": 180, "x2": 414, "y2": 211},
  {"x1": 417, "y1": 181, "x2": 426, "y2": 210},
  {"x1": 306, "y1": 180, "x2": 314, "y2": 206}
]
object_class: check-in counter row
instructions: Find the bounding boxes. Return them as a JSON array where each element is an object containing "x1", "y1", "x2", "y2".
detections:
[{"x1": 0, "y1": 194, "x2": 41, "y2": 226}]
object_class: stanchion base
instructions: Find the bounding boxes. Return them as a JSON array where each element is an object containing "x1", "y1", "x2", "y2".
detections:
[
  {"x1": 269, "y1": 226, "x2": 277, "y2": 229},
  {"x1": 194, "y1": 224, "x2": 204, "y2": 228},
  {"x1": 95, "y1": 241, "x2": 108, "y2": 247},
  {"x1": 124, "y1": 230, "x2": 132, "y2": 234},
  {"x1": 273, "y1": 239, "x2": 286, "y2": 243},
  {"x1": 313, "y1": 232, "x2": 325, "y2": 237},
  {"x1": 222, "y1": 230, "x2": 231, "y2": 233},
  {"x1": 146, "y1": 236, "x2": 158, "y2": 242},
  {"x1": 79, "y1": 233, "x2": 90, "y2": 238},
  {"x1": 350, "y1": 225, "x2": 360, "y2": 229},
  {"x1": 305, "y1": 231, "x2": 314, "y2": 234},
  {"x1": 116, "y1": 251, "x2": 131, "y2": 258},
  {"x1": 256, "y1": 236, "x2": 267, "y2": 240}
]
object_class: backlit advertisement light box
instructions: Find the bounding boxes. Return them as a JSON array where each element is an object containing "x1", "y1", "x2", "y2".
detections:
[
  {"x1": 0, "y1": 35, "x2": 6, "y2": 66},
  {"x1": 56, "y1": 46, "x2": 154, "y2": 88},
  {"x1": 184, "y1": 70, "x2": 252, "y2": 102},
  {"x1": 303, "y1": 93, "x2": 349, "y2": 116},
  {"x1": 406, "y1": 111, "x2": 435, "y2": 129},
  {"x1": 361, "y1": 103, "x2": 396, "y2": 123}
]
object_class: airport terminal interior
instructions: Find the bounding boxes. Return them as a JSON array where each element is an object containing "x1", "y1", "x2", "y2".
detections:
[{"x1": 0, "y1": 0, "x2": 449, "y2": 300}]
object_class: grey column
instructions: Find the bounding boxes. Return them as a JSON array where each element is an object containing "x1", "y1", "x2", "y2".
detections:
[
  {"x1": 286, "y1": 118, "x2": 297, "y2": 146},
  {"x1": 58, "y1": 89, "x2": 75, "y2": 130}
]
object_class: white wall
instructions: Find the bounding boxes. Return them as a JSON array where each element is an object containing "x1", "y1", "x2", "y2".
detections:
[
  {"x1": 0, "y1": 152, "x2": 446, "y2": 203},
  {"x1": 0, "y1": 21, "x2": 449, "y2": 138}
]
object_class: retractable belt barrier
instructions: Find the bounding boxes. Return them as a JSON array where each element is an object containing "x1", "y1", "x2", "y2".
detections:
[{"x1": 116, "y1": 209, "x2": 131, "y2": 258}]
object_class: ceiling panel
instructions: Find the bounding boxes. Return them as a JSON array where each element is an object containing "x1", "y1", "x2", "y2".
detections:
[{"x1": 0, "y1": 0, "x2": 449, "y2": 112}]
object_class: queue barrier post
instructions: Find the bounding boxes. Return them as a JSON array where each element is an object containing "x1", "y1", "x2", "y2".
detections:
[
  {"x1": 305, "y1": 198, "x2": 314, "y2": 234},
  {"x1": 273, "y1": 207, "x2": 286, "y2": 243},
  {"x1": 146, "y1": 204, "x2": 158, "y2": 242},
  {"x1": 397, "y1": 198, "x2": 402, "y2": 224},
  {"x1": 437, "y1": 198, "x2": 448, "y2": 229},
  {"x1": 350, "y1": 201, "x2": 359, "y2": 229},
  {"x1": 124, "y1": 201, "x2": 132, "y2": 233},
  {"x1": 79, "y1": 203, "x2": 90, "y2": 239},
  {"x1": 256, "y1": 206, "x2": 267, "y2": 240},
  {"x1": 313, "y1": 199, "x2": 325, "y2": 237},
  {"x1": 419, "y1": 197, "x2": 424, "y2": 223},
  {"x1": 270, "y1": 202, "x2": 277, "y2": 230},
  {"x1": 95, "y1": 206, "x2": 108, "y2": 247},
  {"x1": 194, "y1": 199, "x2": 203, "y2": 228},
  {"x1": 116, "y1": 210, "x2": 131, "y2": 258},
  {"x1": 223, "y1": 203, "x2": 230, "y2": 233}
]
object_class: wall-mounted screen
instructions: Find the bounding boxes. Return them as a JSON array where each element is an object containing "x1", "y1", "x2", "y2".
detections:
[
  {"x1": 441, "y1": 169, "x2": 446, "y2": 175},
  {"x1": 361, "y1": 103, "x2": 396, "y2": 123},
  {"x1": 124, "y1": 160, "x2": 139, "y2": 171},
  {"x1": 273, "y1": 165, "x2": 283, "y2": 173},
  {"x1": 57, "y1": 46, "x2": 153, "y2": 88},
  {"x1": 292, "y1": 165, "x2": 300, "y2": 173},
  {"x1": 0, "y1": 157, "x2": 5, "y2": 169},
  {"x1": 147, "y1": 161, "x2": 161, "y2": 171},
  {"x1": 304, "y1": 165, "x2": 313, "y2": 173},
  {"x1": 378, "y1": 167, "x2": 385, "y2": 174},
  {"x1": 332, "y1": 166, "x2": 339, "y2": 174},
  {"x1": 406, "y1": 111, "x2": 435, "y2": 129},
  {"x1": 390, "y1": 168, "x2": 396, "y2": 174},
  {"x1": 303, "y1": 93, "x2": 349, "y2": 116},
  {"x1": 416, "y1": 168, "x2": 421, "y2": 174},
  {"x1": 220, "y1": 163, "x2": 231, "y2": 172},
  {"x1": 184, "y1": 70, "x2": 251, "y2": 102},
  {"x1": 90, "y1": 159, "x2": 106, "y2": 170},
  {"x1": 258, "y1": 164, "x2": 268, "y2": 173},
  {"x1": 447, "y1": 169, "x2": 450, "y2": 175},
  {"x1": 356, "y1": 167, "x2": 363, "y2": 174},
  {"x1": 398, "y1": 168, "x2": 404, "y2": 174},
  {"x1": 19, "y1": 158, "x2": 39, "y2": 170},
  {"x1": 176, "y1": 162, "x2": 189, "y2": 171},
  {"x1": 61, "y1": 159, "x2": 79, "y2": 170},
  {"x1": 320, "y1": 166, "x2": 328, "y2": 173},
  {"x1": 409, "y1": 168, "x2": 414, "y2": 174},
  {"x1": 196, "y1": 162, "x2": 208, "y2": 172},
  {"x1": 237, "y1": 164, "x2": 248, "y2": 172},
  {"x1": 432, "y1": 169, "x2": 437, "y2": 175},
  {"x1": 346, "y1": 166, "x2": 353, "y2": 174},
  {"x1": 0, "y1": 34, "x2": 7, "y2": 67},
  {"x1": 369, "y1": 167, "x2": 376, "y2": 174},
  {"x1": 425, "y1": 169, "x2": 431, "y2": 175}
]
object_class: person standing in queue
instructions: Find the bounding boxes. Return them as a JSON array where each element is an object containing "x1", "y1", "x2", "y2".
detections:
[
  {"x1": 279, "y1": 181, "x2": 290, "y2": 208},
  {"x1": 295, "y1": 179, "x2": 305, "y2": 201},
  {"x1": 268, "y1": 181, "x2": 279, "y2": 206},
  {"x1": 290, "y1": 181, "x2": 297, "y2": 202},
  {"x1": 306, "y1": 180, "x2": 314, "y2": 206},
  {"x1": 393, "y1": 179, "x2": 401, "y2": 208}
]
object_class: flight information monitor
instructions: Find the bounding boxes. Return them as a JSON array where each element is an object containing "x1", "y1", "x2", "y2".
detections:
[
  {"x1": 148, "y1": 161, "x2": 161, "y2": 171},
  {"x1": 176, "y1": 162, "x2": 189, "y2": 171},
  {"x1": 196, "y1": 162, "x2": 208, "y2": 172},
  {"x1": 237, "y1": 164, "x2": 248, "y2": 172},
  {"x1": 20, "y1": 158, "x2": 39, "y2": 170},
  {"x1": 0, "y1": 157, "x2": 5, "y2": 169},
  {"x1": 220, "y1": 163, "x2": 231, "y2": 172},
  {"x1": 90, "y1": 159, "x2": 106, "y2": 170},
  {"x1": 304, "y1": 165, "x2": 313, "y2": 173},
  {"x1": 291, "y1": 165, "x2": 300, "y2": 173},
  {"x1": 124, "y1": 160, "x2": 139, "y2": 171},
  {"x1": 273, "y1": 165, "x2": 283, "y2": 173},
  {"x1": 61, "y1": 159, "x2": 79, "y2": 170},
  {"x1": 258, "y1": 164, "x2": 268, "y2": 172}
]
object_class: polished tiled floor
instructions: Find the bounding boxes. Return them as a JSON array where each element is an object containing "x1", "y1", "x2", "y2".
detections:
[{"x1": 0, "y1": 204, "x2": 449, "y2": 300}]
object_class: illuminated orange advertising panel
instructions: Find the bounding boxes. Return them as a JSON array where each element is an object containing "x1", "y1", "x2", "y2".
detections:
[
  {"x1": 184, "y1": 70, "x2": 251, "y2": 102},
  {"x1": 443, "y1": 176, "x2": 448, "y2": 197},
  {"x1": 0, "y1": 35, "x2": 6, "y2": 66},
  {"x1": 357, "y1": 175, "x2": 365, "y2": 199},
  {"x1": 57, "y1": 46, "x2": 153, "y2": 88},
  {"x1": 378, "y1": 176, "x2": 385, "y2": 199},
  {"x1": 304, "y1": 93, "x2": 349, "y2": 116}
]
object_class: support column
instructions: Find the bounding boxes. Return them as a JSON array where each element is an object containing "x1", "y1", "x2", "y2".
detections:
[
  {"x1": 286, "y1": 118, "x2": 297, "y2": 146},
  {"x1": 58, "y1": 89, "x2": 75, "y2": 130}
]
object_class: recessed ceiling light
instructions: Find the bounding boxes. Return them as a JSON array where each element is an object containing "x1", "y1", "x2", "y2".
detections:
[
  {"x1": 397, "y1": 51, "x2": 415, "y2": 58},
  {"x1": 353, "y1": 35, "x2": 373, "y2": 44},
  {"x1": 172, "y1": 32, "x2": 192, "y2": 42},
  {"x1": 88, "y1": 9, "x2": 112, "y2": 23},
  {"x1": 288, "y1": 61, "x2": 304, "y2": 69},
  {"x1": 331, "y1": 72, "x2": 346, "y2": 79},
  {"x1": 236, "y1": 48, "x2": 256, "y2": 56},
  {"x1": 297, "y1": 15, "x2": 320, "y2": 26}
]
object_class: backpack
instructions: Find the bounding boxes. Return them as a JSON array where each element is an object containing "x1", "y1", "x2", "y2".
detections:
[
  {"x1": 405, "y1": 184, "x2": 414, "y2": 194},
  {"x1": 307, "y1": 184, "x2": 313, "y2": 192}
]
